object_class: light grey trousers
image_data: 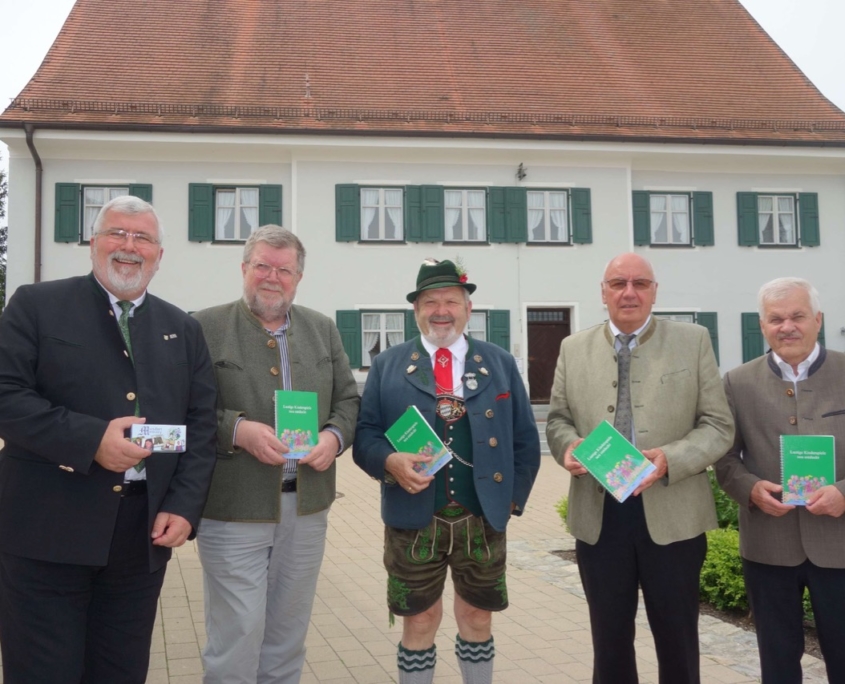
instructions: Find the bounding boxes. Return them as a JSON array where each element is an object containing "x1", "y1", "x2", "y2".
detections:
[{"x1": 197, "y1": 492, "x2": 329, "y2": 684}]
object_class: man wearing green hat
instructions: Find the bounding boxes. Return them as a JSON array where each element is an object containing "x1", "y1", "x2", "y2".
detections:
[{"x1": 354, "y1": 258, "x2": 540, "y2": 684}]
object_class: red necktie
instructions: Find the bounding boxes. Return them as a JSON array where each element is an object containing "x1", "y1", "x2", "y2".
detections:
[{"x1": 434, "y1": 348, "x2": 453, "y2": 395}]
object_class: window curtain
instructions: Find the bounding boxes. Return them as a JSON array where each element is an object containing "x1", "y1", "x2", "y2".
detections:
[
  {"x1": 671, "y1": 195, "x2": 689, "y2": 243},
  {"x1": 240, "y1": 188, "x2": 259, "y2": 239},
  {"x1": 385, "y1": 189, "x2": 403, "y2": 239},
  {"x1": 778, "y1": 197, "x2": 794, "y2": 243},
  {"x1": 527, "y1": 192, "x2": 545, "y2": 240},
  {"x1": 550, "y1": 192, "x2": 567, "y2": 241},
  {"x1": 650, "y1": 195, "x2": 667, "y2": 242},
  {"x1": 468, "y1": 190, "x2": 485, "y2": 240},
  {"x1": 216, "y1": 190, "x2": 236, "y2": 240},
  {"x1": 361, "y1": 189, "x2": 379, "y2": 239},
  {"x1": 445, "y1": 190, "x2": 462, "y2": 240},
  {"x1": 84, "y1": 187, "x2": 105, "y2": 237},
  {"x1": 758, "y1": 196, "x2": 774, "y2": 243}
]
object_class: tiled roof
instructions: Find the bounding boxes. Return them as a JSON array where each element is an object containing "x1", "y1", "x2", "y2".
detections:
[{"x1": 3, "y1": 0, "x2": 845, "y2": 144}]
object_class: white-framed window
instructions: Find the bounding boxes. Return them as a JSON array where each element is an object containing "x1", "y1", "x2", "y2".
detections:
[
  {"x1": 361, "y1": 188, "x2": 403, "y2": 241},
  {"x1": 527, "y1": 190, "x2": 569, "y2": 243},
  {"x1": 362, "y1": 312, "x2": 405, "y2": 366},
  {"x1": 656, "y1": 312, "x2": 695, "y2": 324},
  {"x1": 650, "y1": 194, "x2": 690, "y2": 245},
  {"x1": 445, "y1": 189, "x2": 486, "y2": 241},
  {"x1": 83, "y1": 186, "x2": 129, "y2": 240},
  {"x1": 467, "y1": 312, "x2": 488, "y2": 340},
  {"x1": 216, "y1": 187, "x2": 259, "y2": 241},
  {"x1": 758, "y1": 195, "x2": 796, "y2": 245}
]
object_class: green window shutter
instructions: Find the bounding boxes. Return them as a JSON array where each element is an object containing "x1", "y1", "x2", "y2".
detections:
[
  {"x1": 487, "y1": 310, "x2": 511, "y2": 352},
  {"x1": 404, "y1": 185, "x2": 423, "y2": 242},
  {"x1": 188, "y1": 183, "x2": 214, "y2": 242},
  {"x1": 798, "y1": 192, "x2": 820, "y2": 247},
  {"x1": 487, "y1": 187, "x2": 508, "y2": 243},
  {"x1": 335, "y1": 311, "x2": 362, "y2": 368},
  {"x1": 818, "y1": 318, "x2": 826, "y2": 348},
  {"x1": 692, "y1": 192, "x2": 714, "y2": 246},
  {"x1": 404, "y1": 310, "x2": 418, "y2": 341},
  {"x1": 55, "y1": 183, "x2": 81, "y2": 243},
  {"x1": 335, "y1": 184, "x2": 360, "y2": 242},
  {"x1": 128, "y1": 184, "x2": 153, "y2": 203},
  {"x1": 632, "y1": 191, "x2": 651, "y2": 246},
  {"x1": 259, "y1": 184, "x2": 283, "y2": 226},
  {"x1": 737, "y1": 192, "x2": 759, "y2": 246},
  {"x1": 695, "y1": 312, "x2": 720, "y2": 365},
  {"x1": 741, "y1": 312, "x2": 764, "y2": 363},
  {"x1": 421, "y1": 185, "x2": 444, "y2": 242},
  {"x1": 570, "y1": 188, "x2": 593, "y2": 244},
  {"x1": 505, "y1": 188, "x2": 527, "y2": 243}
]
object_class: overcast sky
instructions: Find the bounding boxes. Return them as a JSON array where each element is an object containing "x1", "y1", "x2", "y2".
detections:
[{"x1": 1, "y1": 0, "x2": 844, "y2": 197}]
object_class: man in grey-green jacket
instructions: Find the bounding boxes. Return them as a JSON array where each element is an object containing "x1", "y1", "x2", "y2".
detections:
[{"x1": 193, "y1": 226, "x2": 359, "y2": 684}]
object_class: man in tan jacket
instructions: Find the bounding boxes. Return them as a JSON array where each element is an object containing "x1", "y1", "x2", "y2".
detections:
[
  {"x1": 193, "y1": 226, "x2": 359, "y2": 684},
  {"x1": 546, "y1": 253, "x2": 733, "y2": 684},
  {"x1": 716, "y1": 277, "x2": 845, "y2": 684}
]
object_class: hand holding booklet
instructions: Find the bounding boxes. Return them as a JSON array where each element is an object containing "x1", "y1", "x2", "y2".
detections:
[
  {"x1": 385, "y1": 406, "x2": 453, "y2": 477},
  {"x1": 274, "y1": 390, "x2": 319, "y2": 459},
  {"x1": 572, "y1": 421, "x2": 657, "y2": 503}
]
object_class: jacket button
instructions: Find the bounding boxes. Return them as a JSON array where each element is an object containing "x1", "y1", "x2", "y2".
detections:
[
  {"x1": 607, "y1": 406, "x2": 615, "y2": 413},
  {"x1": 485, "y1": 409, "x2": 494, "y2": 418},
  {"x1": 126, "y1": 392, "x2": 136, "y2": 401},
  {"x1": 267, "y1": 339, "x2": 277, "y2": 349},
  {"x1": 789, "y1": 416, "x2": 797, "y2": 425},
  {"x1": 597, "y1": 486, "x2": 605, "y2": 494},
  {"x1": 270, "y1": 367, "x2": 280, "y2": 376},
  {"x1": 493, "y1": 472, "x2": 503, "y2": 483},
  {"x1": 786, "y1": 388, "x2": 794, "y2": 397},
  {"x1": 489, "y1": 437, "x2": 498, "y2": 447},
  {"x1": 612, "y1": 380, "x2": 618, "y2": 388},
  {"x1": 113, "y1": 485, "x2": 123, "y2": 493}
]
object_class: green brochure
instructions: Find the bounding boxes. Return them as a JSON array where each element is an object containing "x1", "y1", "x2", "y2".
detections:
[
  {"x1": 780, "y1": 434, "x2": 835, "y2": 505},
  {"x1": 274, "y1": 390, "x2": 319, "y2": 459},
  {"x1": 572, "y1": 420, "x2": 657, "y2": 503},
  {"x1": 385, "y1": 406, "x2": 453, "y2": 477}
]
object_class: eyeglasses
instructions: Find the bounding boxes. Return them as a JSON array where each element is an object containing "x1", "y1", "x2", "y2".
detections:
[
  {"x1": 603, "y1": 278, "x2": 655, "y2": 292},
  {"x1": 248, "y1": 262, "x2": 298, "y2": 280},
  {"x1": 96, "y1": 229, "x2": 160, "y2": 246}
]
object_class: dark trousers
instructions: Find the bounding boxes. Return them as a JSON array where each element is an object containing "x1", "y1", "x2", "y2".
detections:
[
  {"x1": 743, "y1": 557, "x2": 845, "y2": 684},
  {"x1": 576, "y1": 492, "x2": 707, "y2": 684},
  {"x1": 0, "y1": 495, "x2": 166, "y2": 684}
]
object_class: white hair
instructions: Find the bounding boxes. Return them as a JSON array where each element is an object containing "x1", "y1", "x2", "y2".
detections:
[
  {"x1": 92, "y1": 195, "x2": 164, "y2": 243},
  {"x1": 757, "y1": 277, "x2": 820, "y2": 318}
]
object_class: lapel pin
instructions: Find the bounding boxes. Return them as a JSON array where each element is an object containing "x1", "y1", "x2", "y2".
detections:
[
  {"x1": 406, "y1": 365, "x2": 417, "y2": 374},
  {"x1": 411, "y1": 351, "x2": 420, "y2": 361},
  {"x1": 465, "y1": 373, "x2": 478, "y2": 390},
  {"x1": 473, "y1": 355, "x2": 482, "y2": 363},
  {"x1": 479, "y1": 367, "x2": 489, "y2": 376}
]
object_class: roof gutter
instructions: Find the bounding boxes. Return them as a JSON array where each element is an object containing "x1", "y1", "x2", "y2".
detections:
[{"x1": 23, "y1": 123, "x2": 42, "y2": 283}]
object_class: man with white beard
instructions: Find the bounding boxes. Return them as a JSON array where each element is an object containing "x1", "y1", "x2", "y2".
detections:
[
  {"x1": 0, "y1": 195, "x2": 218, "y2": 683},
  {"x1": 354, "y1": 258, "x2": 540, "y2": 684}
]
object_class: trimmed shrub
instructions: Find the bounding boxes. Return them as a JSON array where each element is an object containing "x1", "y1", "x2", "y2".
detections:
[
  {"x1": 708, "y1": 468, "x2": 739, "y2": 530},
  {"x1": 700, "y1": 527, "x2": 748, "y2": 612},
  {"x1": 555, "y1": 495, "x2": 570, "y2": 533}
]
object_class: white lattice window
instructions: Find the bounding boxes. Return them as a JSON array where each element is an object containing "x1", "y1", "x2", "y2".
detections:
[
  {"x1": 650, "y1": 194, "x2": 690, "y2": 245},
  {"x1": 758, "y1": 195, "x2": 796, "y2": 245},
  {"x1": 361, "y1": 188, "x2": 403, "y2": 241},
  {"x1": 445, "y1": 189, "x2": 486, "y2": 241},
  {"x1": 83, "y1": 186, "x2": 129, "y2": 240},
  {"x1": 527, "y1": 190, "x2": 569, "y2": 242},
  {"x1": 216, "y1": 188, "x2": 259, "y2": 241},
  {"x1": 362, "y1": 312, "x2": 405, "y2": 366}
]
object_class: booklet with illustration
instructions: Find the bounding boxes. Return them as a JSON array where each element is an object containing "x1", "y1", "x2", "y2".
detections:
[
  {"x1": 385, "y1": 406, "x2": 453, "y2": 477},
  {"x1": 572, "y1": 420, "x2": 657, "y2": 503},
  {"x1": 130, "y1": 424, "x2": 186, "y2": 452},
  {"x1": 780, "y1": 434, "x2": 835, "y2": 505},
  {"x1": 274, "y1": 390, "x2": 319, "y2": 459}
]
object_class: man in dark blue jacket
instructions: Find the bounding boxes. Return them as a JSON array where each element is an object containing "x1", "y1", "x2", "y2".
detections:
[
  {"x1": 354, "y1": 259, "x2": 540, "y2": 684},
  {"x1": 0, "y1": 196, "x2": 217, "y2": 683}
]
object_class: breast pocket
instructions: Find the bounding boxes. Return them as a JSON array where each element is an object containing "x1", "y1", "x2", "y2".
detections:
[{"x1": 661, "y1": 369, "x2": 691, "y2": 384}]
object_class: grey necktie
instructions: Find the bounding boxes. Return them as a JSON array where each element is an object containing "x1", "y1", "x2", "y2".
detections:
[
  {"x1": 118, "y1": 301, "x2": 144, "y2": 472},
  {"x1": 614, "y1": 333, "x2": 636, "y2": 441}
]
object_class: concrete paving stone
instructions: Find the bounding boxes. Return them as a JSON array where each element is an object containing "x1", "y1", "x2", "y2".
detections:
[
  {"x1": 167, "y1": 675, "x2": 204, "y2": 684},
  {"x1": 337, "y1": 648, "x2": 379, "y2": 668},
  {"x1": 309, "y1": 660, "x2": 353, "y2": 680},
  {"x1": 148, "y1": 651, "x2": 167, "y2": 670},
  {"x1": 165, "y1": 642, "x2": 201, "y2": 660},
  {"x1": 163, "y1": 628, "x2": 199, "y2": 644},
  {"x1": 326, "y1": 635, "x2": 365, "y2": 652},
  {"x1": 166, "y1": 657, "x2": 204, "y2": 676},
  {"x1": 346, "y1": 664, "x2": 395, "y2": 684},
  {"x1": 363, "y1": 639, "x2": 400, "y2": 657},
  {"x1": 144, "y1": 668, "x2": 170, "y2": 683},
  {"x1": 316, "y1": 622, "x2": 353, "y2": 639}
]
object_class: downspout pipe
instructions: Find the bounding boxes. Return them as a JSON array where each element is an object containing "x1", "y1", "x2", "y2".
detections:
[{"x1": 24, "y1": 123, "x2": 42, "y2": 283}]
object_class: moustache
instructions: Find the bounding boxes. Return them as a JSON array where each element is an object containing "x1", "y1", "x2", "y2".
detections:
[
  {"x1": 109, "y1": 251, "x2": 144, "y2": 265},
  {"x1": 428, "y1": 316, "x2": 455, "y2": 324}
]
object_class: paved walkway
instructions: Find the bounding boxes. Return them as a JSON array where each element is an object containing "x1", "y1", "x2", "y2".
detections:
[{"x1": 145, "y1": 452, "x2": 828, "y2": 683}]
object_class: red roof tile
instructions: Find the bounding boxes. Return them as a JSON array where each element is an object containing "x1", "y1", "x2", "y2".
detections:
[{"x1": 3, "y1": 0, "x2": 845, "y2": 144}]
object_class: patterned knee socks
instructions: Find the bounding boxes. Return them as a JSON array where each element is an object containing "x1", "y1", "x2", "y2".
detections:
[
  {"x1": 397, "y1": 642, "x2": 436, "y2": 684},
  {"x1": 455, "y1": 634, "x2": 495, "y2": 684}
]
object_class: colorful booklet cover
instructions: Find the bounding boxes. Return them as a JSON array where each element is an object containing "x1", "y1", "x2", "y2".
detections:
[
  {"x1": 274, "y1": 390, "x2": 319, "y2": 459},
  {"x1": 780, "y1": 434, "x2": 835, "y2": 505},
  {"x1": 572, "y1": 420, "x2": 657, "y2": 503},
  {"x1": 130, "y1": 424, "x2": 186, "y2": 452},
  {"x1": 385, "y1": 406, "x2": 453, "y2": 477}
]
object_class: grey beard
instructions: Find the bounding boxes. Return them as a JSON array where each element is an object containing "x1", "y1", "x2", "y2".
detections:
[
  {"x1": 103, "y1": 252, "x2": 145, "y2": 297},
  {"x1": 243, "y1": 292, "x2": 290, "y2": 323}
]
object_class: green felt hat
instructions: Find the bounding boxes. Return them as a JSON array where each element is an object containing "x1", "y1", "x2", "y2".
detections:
[{"x1": 406, "y1": 259, "x2": 476, "y2": 303}]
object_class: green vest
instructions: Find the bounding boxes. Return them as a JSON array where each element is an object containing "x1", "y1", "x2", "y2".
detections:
[{"x1": 433, "y1": 405, "x2": 482, "y2": 517}]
